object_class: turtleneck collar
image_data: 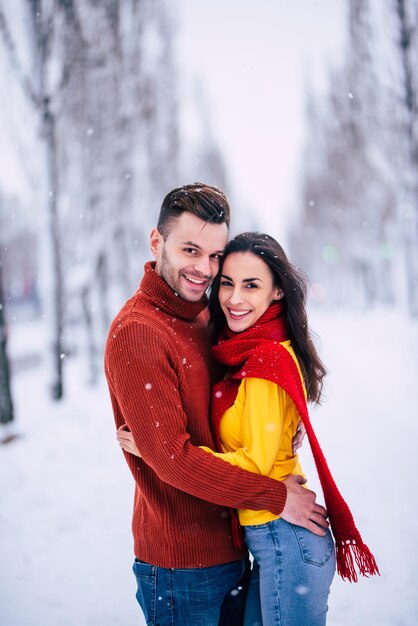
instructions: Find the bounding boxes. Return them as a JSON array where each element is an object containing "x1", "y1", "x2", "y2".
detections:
[{"x1": 139, "y1": 261, "x2": 208, "y2": 321}]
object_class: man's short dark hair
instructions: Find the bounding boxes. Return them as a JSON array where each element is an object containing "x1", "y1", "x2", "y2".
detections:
[{"x1": 157, "y1": 183, "x2": 231, "y2": 238}]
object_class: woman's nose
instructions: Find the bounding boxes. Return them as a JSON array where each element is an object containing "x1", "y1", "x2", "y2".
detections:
[{"x1": 229, "y1": 289, "x2": 244, "y2": 305}]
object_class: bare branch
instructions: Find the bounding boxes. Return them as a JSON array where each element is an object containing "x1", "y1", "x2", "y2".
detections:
[{"x1": 0, "y1": 2, "x2": 40, "y2": 108}]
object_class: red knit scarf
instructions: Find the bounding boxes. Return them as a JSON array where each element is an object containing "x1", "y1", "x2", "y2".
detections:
[{"x1": 211, "y1": 302, "x2": 379, "y2": 583}]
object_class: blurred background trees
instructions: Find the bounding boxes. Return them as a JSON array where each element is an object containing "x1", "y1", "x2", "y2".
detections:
[
  {"x1": 290, "y1": 0, "x2": 418, "y2": 314},
  {"x1": 0, "y1": 0, "x2": 417, "y2": 416},
  {"x1": 0, "y1": 0, "x2": 228, "y2": 405}
]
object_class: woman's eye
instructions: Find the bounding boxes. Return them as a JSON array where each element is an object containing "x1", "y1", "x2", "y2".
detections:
[
  {"x1": 220, "y1": 280, "x2": 232, "y2": 287},
  {"x1": 246, "y1": 283, "x2": 258, "y2": 289}
]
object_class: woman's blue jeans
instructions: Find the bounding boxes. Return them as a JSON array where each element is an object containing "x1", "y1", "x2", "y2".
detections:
[
  {"x1": 244, "y1": 518, "x2": 336, "y2": 626},
  {"x1": 132, "y1": 556, "x2": 251, "y2": 626}
]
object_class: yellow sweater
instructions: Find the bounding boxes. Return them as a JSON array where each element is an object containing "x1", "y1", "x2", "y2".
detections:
[{"x1": 201, "y1": 341, "x2": 305, "y2": 526}]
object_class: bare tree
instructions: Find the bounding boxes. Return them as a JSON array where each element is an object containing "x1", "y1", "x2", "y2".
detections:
[
  {"x1": 0, "y1": 247, "x2": 14, "y2": 429},
  {"x1": 290, "y1": 0, "x2": 407, "y2": 311},
  {"x1": 58, "y1": 0, "x2": 180, "y2": 382},
  {"x1": 395, "y1": 0, "x2": 418, "y2": 316},
  {"x1": 0, "y1": 0, "x2": 85, "y2": 398}
]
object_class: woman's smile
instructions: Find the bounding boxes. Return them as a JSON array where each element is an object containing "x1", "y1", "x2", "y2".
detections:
[{"x1": 227, "y1": 308, "x2": 251, "y2": 318}]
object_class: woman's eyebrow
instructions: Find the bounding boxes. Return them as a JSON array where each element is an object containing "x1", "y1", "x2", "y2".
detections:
[{"x1": 221, "y1": 274, "x2": 263, "y2": 283}]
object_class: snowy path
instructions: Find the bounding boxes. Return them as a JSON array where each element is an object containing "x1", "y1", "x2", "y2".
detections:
[{"x1": 1, "y1": 309, "x2": 417, "y2": 626}]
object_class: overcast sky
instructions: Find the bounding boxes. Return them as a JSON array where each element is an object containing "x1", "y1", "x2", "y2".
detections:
[{"x1": 177, "y1": 0, "x2": 347, "y2": 240}]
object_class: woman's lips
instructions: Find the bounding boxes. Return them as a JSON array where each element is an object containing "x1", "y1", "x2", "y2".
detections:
[{"x1": 228, "y1": 308, "x2": 251, "y2": 319}]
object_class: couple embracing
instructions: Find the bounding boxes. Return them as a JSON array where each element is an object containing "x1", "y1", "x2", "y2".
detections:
[{"x1": 104, "y1": 183, "x2": 378, "y2": 626}]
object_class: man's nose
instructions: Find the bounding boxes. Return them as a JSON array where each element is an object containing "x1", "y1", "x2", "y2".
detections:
[{"x1": 193, "y1": 257, "x2": 211, "y2": 277}]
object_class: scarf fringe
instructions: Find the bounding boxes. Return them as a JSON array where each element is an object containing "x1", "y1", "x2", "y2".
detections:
[{"x1": 336, "y1": 540, "x2": 380, "y2": 583}]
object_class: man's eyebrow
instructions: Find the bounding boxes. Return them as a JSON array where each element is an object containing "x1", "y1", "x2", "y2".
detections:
[
  {"x1": 180, "y1": 241, "x2": 225, "y2": 254},
  {"x1": 180, "y1": 241, "x2": 201, "y2": 248}
]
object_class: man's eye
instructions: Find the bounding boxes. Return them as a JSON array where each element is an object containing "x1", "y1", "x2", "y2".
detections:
[
  {"x1": 210, "y1": 254, "x2": 222, "y2": 260},
  {"x1": 184, "y1": 248, "x2": 198, "y2": 255}
]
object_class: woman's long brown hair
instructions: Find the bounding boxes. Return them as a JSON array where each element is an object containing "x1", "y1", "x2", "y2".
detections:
[{"x1": 209, "y1": 232, "x2": 326, "y2": 403}]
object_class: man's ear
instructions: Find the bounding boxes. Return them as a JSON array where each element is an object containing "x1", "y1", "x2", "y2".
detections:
[{"x1": 150, "y1": 228, "x2": 163, "y2": 257}]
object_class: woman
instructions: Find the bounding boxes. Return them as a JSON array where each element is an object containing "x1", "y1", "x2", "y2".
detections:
[{"x1": 119, "y1": 232, "x2": 379, "y2": 626}]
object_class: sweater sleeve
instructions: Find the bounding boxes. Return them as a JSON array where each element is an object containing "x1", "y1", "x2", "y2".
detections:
[
  {"x1": 106, "y1": 323, "x2": 287, "y2": 514},
  {"x1": 201, "y1": 378, "x2": 288, "y2": 475}
]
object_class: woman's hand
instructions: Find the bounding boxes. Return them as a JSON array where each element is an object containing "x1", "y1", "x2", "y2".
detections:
[
  {"x1": 117, "y1": 425, "x2": 142, "y2": 457},
  {"x1": 292, "y1": 421, "x2": 306, "y2": 455}
]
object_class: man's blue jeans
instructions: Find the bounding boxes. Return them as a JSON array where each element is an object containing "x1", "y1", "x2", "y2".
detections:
[
  {"x1": 132, "y1": 557, "x2": 251, "y2": 626},
  {"x1": 244, "y1": 518, "x2": 336, "y2": 626}
]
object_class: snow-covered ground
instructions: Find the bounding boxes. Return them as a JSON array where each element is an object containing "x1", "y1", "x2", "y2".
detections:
[{"x1": 1, "y1": 308, "x2": 417, "y2": 626}]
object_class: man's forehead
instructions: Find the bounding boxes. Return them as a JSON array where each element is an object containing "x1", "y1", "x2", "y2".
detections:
[{"x1": 169, "y1": 213, "x2": 228, "y2": 250}]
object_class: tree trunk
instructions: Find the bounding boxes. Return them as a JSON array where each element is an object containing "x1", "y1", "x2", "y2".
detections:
[
  {"x1": 396, "y1": 0, "x2": 418, "y2": 316},
  {"x1": 27, "y1": 0, "x2": 66, "y2": 399},
  {"x1": 0, "y1": 251, "x2": 14, "y2": 425},
  {"x1": 42, "y1": 100, "x2": 65, "y2": 399},
  {"x1": 81, "y1": 284, "x2": 99, "y2": 385}
]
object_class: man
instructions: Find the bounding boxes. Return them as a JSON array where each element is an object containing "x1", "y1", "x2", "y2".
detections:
[{"x1": 104, "y1": 183, "x2": 327, "y2": 626}]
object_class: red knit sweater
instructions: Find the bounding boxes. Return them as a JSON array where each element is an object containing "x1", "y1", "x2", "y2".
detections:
[{"x1": 104, "y1": 262, "x2": 287, "y2": 568}]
